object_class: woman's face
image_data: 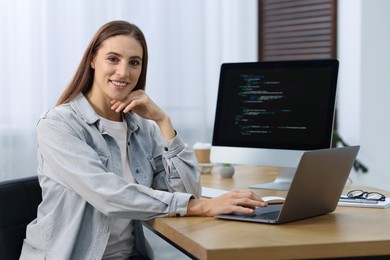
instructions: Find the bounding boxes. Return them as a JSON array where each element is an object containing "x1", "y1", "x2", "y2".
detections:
[{"x1": 89, "y1": 35, "x2": 143, "y2": 108}]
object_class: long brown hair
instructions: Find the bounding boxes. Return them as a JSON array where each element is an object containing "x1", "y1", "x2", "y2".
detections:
[{"x1": 56, "y1": 20, "x2": 148, "y2": 105}]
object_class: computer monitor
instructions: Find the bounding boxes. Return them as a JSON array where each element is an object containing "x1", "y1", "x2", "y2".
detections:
[{"x1": 210, "y1": 59, "x2": 339, "y2": 190}]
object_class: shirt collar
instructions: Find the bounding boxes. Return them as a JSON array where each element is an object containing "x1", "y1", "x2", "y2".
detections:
[{"x1": 70, "y1": 93, "x2": 139, "y2": 132}]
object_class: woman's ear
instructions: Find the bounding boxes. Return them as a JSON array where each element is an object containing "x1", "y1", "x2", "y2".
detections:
[{"x1": 90, "y1": 56, "x2": 96, "y2": 69}]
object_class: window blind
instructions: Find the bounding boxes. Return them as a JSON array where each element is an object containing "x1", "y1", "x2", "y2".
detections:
[{"x1": 258, "y1": 0, "x2": 337, "y2": 61}]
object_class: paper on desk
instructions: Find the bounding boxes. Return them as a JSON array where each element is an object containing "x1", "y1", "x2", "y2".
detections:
[
  {"x1": 338, "y1": 197, "x2": 390, "y2": 208},
  {"x1": 201, "y1": 187, "x2": 228, "y2": 198}
]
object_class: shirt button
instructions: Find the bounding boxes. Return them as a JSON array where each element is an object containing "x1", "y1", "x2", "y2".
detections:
[{"x1": 164, "y1": 147, "x2": 168, "y2": 151}]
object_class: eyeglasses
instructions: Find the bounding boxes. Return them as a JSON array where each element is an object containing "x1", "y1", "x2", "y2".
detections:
[{"x1": 347, "y1": 189, "x2": 386, "y2": 201}]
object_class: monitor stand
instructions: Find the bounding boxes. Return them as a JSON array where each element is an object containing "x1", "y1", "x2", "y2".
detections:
[{"x1": 248, "y1": 167, "x2": 296, "y2": 191}]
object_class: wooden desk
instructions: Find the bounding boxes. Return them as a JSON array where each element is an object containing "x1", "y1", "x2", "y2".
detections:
[{"x1": 145, "y1": 166, "x2": 390, "y2": 259}]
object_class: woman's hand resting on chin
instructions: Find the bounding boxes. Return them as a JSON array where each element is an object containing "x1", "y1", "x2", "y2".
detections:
[{"x1": 111, "y1": 90, "x2": 175, "y2": 140}]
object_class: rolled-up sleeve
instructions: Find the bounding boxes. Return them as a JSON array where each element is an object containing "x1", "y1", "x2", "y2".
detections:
[{"x1": 160, "y1": 134, "x2": 201, "y2": 198}]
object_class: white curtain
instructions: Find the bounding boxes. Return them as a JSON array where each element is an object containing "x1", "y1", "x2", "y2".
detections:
[{"x1": 0, "y1": 0, "x2": 257, "y2": 181}]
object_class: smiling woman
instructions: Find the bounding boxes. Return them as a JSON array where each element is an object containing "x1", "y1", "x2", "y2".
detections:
[{"x1": 19, "y1": 20, "x2": 196, "y2": 260}]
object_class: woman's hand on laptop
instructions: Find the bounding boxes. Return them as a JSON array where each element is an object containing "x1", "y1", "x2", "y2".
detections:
[{"x1": 187, "y1": 190, "x2": 267, "y2": 217}]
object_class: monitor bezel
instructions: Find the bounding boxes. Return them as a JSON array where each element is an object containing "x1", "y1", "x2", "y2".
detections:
[{"x1": 211, "y1": 59, "x2": 339, "y2": 151}]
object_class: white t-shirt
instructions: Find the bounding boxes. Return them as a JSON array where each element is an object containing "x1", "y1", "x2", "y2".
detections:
[{"x1": 98, "y1": 116, "x2": 135, "y2": 259}]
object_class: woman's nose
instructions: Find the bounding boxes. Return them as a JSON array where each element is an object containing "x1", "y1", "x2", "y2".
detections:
[{"x1": 116, "y1": 63, "x2": 129, "y2": 77}]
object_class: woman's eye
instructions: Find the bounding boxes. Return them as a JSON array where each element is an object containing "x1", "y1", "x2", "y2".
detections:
[
  {"x1": 130, "y1": 60, "x2": 141, "y2": 66},
  {"x1": 107, "y1": 56, "x2": 119, "y2": 63}
]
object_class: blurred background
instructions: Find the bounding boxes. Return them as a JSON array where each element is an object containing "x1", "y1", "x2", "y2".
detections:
[
  {"x1": 0, "y1": 0, "x2": 257, "y2": 181},
  {"x1": 1, "y1": 0, "x2": 389, "y2": 204}
]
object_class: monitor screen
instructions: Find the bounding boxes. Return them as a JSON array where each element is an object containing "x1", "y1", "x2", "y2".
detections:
[{"x1": 211, "y1": 60, "x2": 339, "y2": 190}]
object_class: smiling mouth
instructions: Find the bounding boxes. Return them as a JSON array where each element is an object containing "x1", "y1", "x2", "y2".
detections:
[{"x1": 110, "y1": 80, "x2": 128, "y2": 88}]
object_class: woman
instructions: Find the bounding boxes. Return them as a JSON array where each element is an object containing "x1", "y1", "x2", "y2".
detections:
[{"x1": 20, "y1": 20, "x2": 266, "y2": 260}]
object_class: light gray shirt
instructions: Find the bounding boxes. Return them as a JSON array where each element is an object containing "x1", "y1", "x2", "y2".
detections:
[
  {"x1": 20, "y1": 93, "x2": 201, "y2": 260},
  {"x1": 98, "y1": 116, "x2": 134, "y2": 259}
]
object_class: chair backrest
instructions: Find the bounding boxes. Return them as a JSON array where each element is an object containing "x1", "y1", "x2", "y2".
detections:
[{"x1": 0, "y1": 176, "x2": 42, "y2": 260}]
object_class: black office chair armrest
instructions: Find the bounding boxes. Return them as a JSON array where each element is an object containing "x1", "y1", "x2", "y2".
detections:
[{"x1": 0, "y1": 176, "x2": 42, "y2": 260}]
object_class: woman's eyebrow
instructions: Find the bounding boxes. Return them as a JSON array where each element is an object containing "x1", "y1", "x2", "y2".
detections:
[
  {"x1": 130, "y1": 55, "x2": 142, "y2": 60},
  {"x1": 106, "y1": 51, "x2": 142, "y2": 60},
  {"x1": 106, "y1": 51, "x2": 122, "y2": 57}
]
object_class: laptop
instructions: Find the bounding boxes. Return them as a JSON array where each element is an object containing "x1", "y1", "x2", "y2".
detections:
[{"x1": 215, "y1": 145, "x2": 360, "y2": 224}]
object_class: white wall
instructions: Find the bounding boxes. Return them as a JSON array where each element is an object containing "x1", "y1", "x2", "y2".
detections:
[{"x1": 338, "y1": 0, "x2": 390, "y2": 190}]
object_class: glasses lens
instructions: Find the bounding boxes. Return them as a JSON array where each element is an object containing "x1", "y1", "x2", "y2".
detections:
[
  {"x1": 366, "y1": 192, "x2": 385, "y2": 200},
  {"x1": 347, "y1": 190, "x2": 364, "y2": 198}
]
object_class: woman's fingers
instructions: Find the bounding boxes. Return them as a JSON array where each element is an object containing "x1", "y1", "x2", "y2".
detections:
[
  {"x1": 219, "y1": 190, "x2": 266, "y2": 205},
  {"x1": 187, "y1": 190, "x2": 269, "y2": 217},
  {"x1": 111, "y1": 90, "x2": 165, "y2": 121},
  {"x1": 111, "y1": 100, "x2": 129, "y2": 112},
  {"x1": 205, "y1": 190, "x2": 268, "y2": 216}
]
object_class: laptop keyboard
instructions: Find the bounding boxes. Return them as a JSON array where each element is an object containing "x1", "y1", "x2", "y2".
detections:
[{"x1": 244, "y1": 210, "x2": 280, "y2": 220}]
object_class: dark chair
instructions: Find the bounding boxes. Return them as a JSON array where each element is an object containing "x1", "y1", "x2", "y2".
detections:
[{"x1": 0, "y1": 176, "x2": 42, "y2": 260}]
